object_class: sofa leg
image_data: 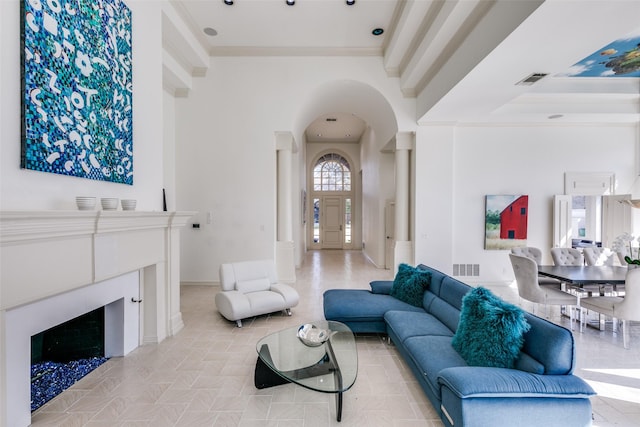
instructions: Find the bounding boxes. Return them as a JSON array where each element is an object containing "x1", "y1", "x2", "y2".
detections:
[
  {"x1": 286, "y1": 308, "x2": 292, "y2": 316},
  {"x1": 236, "y1": 319, "x2": 243, "y2": 328}
]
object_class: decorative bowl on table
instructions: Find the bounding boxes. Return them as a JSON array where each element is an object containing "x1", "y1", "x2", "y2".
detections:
[
  {"x1": 121, "y1": 199, "x2": 137, "y2": 211},
  {"x1": 101, "y1": 198, "x2": 119, "y2": 210},
  {"x1": 76, "y1": 196, "x2": 96, "y2": 210},
  {"x1": 297, "y1": 324, "x2": 331, "y2": 347}
]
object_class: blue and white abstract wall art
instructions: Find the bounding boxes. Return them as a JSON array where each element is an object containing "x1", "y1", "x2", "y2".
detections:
[{"x1": 21, "y1": 0, "x2": 133, "y2": 184}]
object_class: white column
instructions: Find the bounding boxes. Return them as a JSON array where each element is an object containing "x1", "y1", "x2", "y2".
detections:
[
  {"x1": 167, "y1": 212, "x2": 192, "y2": 336},
  {"x1": 275, "y1": 132, "x2": 297, "y2": 282},
  {"x1": 394, "y1": 132, "x2": 415, "y2": 271},
  {"x1": 277, "y1": 143, "x2": 293, "y2": 242}
]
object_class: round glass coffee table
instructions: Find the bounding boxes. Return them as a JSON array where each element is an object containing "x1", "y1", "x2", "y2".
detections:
[{"x1": 254, "y1": 320, "x2": 357, "y2": 422}]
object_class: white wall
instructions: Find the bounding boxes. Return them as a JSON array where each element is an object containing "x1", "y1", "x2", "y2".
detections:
[
  {"x1": 0, "y1": 1, "x2": 165, "y2": 211},
  {"x1": 415, "y1": 123, "x2": 638, "y2": 283},
  {"x1": 163, "y1": 90, "x2": 177, "y2": 211},
  {"x1": 175, "y1": 56, "x2": 414, "y2": 282}
]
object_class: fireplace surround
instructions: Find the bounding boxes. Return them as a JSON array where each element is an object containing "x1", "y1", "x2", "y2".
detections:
[{"x1": 0, "y1": 210, "x2": 193, "y2": 427}]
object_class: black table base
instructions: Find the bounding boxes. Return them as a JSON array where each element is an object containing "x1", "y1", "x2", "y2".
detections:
[{"x1": 254, "y1": 343, "x2": 344, "y2": 421}]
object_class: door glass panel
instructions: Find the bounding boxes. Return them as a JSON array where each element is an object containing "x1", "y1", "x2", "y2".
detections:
[
  {"x1": 571, "y1": 195, "x2": 602, "y2": 246},
  {"x1": 344, "y1": 198, "x2": 351, "y2": 244},
  {"x1": 313, "y1": 198, "x2": 320, "y2": 243}
]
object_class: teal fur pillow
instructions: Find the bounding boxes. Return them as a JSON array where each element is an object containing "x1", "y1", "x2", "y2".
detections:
[
  {"x1": 390, "y1": 264, "x2": 431, "y2": 307},
  {"x1": 452, "y1": 286, "x2": 531, "y2": 369}
]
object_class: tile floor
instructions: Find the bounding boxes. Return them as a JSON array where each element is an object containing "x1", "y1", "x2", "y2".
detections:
[{"x1": 31, "y1": 250, "x2": 640, "y2": 426}]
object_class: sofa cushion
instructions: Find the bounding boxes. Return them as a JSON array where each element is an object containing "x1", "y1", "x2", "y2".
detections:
[
  {"x1": 403, "y1": 335, "x2": 467, "y2": 399},
  {"x1": 452, "y1": 287, "x2": 530, "y2": 369},
  {"x1": 520, "y1": 313, "x2": 575, "y2": 375},
  {"x1": 384, "y1": 310, "x2": 454, "y2": 343},
  {"x1": 323, "y1": 289, "x2": 424, "y2": 324},
  {"x1": 390, "y1": 264, "x2": 431, "y2": 307},
  {"x1": 236, "y1": 277, "x2": 271, "y2": 294}
]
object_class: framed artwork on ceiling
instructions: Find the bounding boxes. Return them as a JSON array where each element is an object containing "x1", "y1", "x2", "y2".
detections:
[
  {"x1": 21, "y1": 0, "x2": 133, "y2": 184},
  {"x1": 485, "y1": 195, "x2": 528, "y2": 250}
]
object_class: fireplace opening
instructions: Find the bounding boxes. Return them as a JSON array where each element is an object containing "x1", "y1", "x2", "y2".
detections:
[{"x1": 30, "y1": 307, "x2": 109, "y2": 412}]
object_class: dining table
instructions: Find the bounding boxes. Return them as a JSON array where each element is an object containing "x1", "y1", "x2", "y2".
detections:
[
  {"x1": 537, "y1": 265, "x2": 627, "y2": 286},
  {"x1": 537, "y1": 265, "x2": 628, "y2": 330}
]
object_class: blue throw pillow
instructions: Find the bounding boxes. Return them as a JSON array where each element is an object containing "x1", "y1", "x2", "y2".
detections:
[
  {"x1": 389, "y1": 264, "x2": 431, "y2": 307},
  {"x1": 452, "y1": 286, "x2": 530, "y2": 369}
]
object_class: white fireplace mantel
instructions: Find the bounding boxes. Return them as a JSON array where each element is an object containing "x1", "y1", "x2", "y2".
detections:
[{"x1": 0, "y1": 210, "x2": 194, "y2": 427}]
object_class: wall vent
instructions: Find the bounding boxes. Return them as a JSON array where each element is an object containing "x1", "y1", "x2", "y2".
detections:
[
  {"x1": 516, "y1": 73, "x2": 548, "y2": 85},
  {"x1": 452, "y1": 263, "x2": 480, "y2": 277}
]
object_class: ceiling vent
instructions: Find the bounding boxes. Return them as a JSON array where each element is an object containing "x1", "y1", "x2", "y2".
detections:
[
  {"x1": 516, "y1": 73, "x2": 548, "y2": 86},
  {"x1": 326, "y1": 118, "x2": 337, "y2": 122}
]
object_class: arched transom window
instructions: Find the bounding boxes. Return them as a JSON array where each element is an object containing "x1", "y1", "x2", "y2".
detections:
[{"x1": 313, "y1": 153, "x2": 351, "y2": 192}]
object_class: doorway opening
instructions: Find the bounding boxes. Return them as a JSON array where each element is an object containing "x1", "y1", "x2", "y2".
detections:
[{"x1": 310, "y1": 153, "x2": 354, "y2": 249}]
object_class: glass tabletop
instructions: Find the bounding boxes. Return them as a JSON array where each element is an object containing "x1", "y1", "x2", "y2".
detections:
[{"x1": 255, "y1": 320, "x2": 357, "y2": 394}]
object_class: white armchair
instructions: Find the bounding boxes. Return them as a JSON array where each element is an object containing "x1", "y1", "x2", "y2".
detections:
[{"x1": 215, "y1": 259, "x2": 299, "y2": 327}]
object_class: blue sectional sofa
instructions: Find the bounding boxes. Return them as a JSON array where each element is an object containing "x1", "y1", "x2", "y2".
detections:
[{"x1": 323, "y1": 264, "x2": 595, "y2": 427}]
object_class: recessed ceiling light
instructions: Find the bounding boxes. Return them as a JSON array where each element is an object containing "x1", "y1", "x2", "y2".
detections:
[
  {"x1": 372, "y1": 28, "x2": 384, "y2": 36},
  {"x1": 346, "y1": 0, "x2": 355, "y2": 5},
  {"x1": 286, "y1": 0, "x2": 295, "y2": 5},
  {"x1": 203, "y1": 27, "x2": 218, "y2": 36},
  {"x1": 223, "y1": 0, "x2": 233, "y2": 4},
  {"x1": 317, "y1": 133, "x2": 322, "y2": 137}
]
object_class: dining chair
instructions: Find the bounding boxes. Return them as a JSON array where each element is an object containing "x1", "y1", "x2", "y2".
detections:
[
  {"x1": 579, "y1": 267, "x2": 640, "y2": 349},
  {"x1": 582, "y1": 247, "x2": 623, "y2": 296},
  {"x1": 510, "y1": 247, "x2": 561, "y2": 287},
  {"x1": 583, "y1": 247, "x2": 616, "y2": 266},
  {"x1": 509, "y1": 254, "x2": 578, "y2": 330},
  {"x1": 550, "y1": 247, "x2": 584, "y2": 266}
]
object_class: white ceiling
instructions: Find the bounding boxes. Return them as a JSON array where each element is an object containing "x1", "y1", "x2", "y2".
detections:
[{"x1": 166, "y1": 0, "x2": 640, "y2": 142}]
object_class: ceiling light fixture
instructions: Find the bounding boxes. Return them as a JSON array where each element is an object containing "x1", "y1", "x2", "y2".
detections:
[
  {"x1": 346, "y1": 0, "x2": 355, "y2": 5},
  {"x1": 223, "y1": 0, "x2": 233, "y2": 5},
  {"x1": 286, "y1": 0, "x2": 295, "y2": 5},
  {"x1": 203, "y1": 27, "x2": 218, "y2": 36},
  {"x1": 372, "y1": 28, "x2": 384, "y2": 36}
]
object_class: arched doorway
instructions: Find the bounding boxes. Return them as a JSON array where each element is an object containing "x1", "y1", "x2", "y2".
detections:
[
  {"x1": 293, "y1": 80, "x2": 401, "y2": 267},
  {"x1": 309, "y1": 152, "x2": 354, "y2": 249}
]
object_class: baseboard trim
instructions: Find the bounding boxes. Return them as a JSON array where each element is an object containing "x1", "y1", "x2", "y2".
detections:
[{"x1": 181, "y1": 281, "x2": 218, "y2": 287}]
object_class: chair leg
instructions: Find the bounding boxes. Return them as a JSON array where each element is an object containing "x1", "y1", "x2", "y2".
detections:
[
  {"x1": 568, "y1": 305, "x2": 574, "y2": 331},
  {"x1": 623, "y1": 320, "x2": 630, "y2": 349}
]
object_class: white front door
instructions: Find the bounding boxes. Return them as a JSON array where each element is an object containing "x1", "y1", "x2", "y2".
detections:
[{"x1": 322, "y1": 196, "x2": 343, "y2": 249}]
